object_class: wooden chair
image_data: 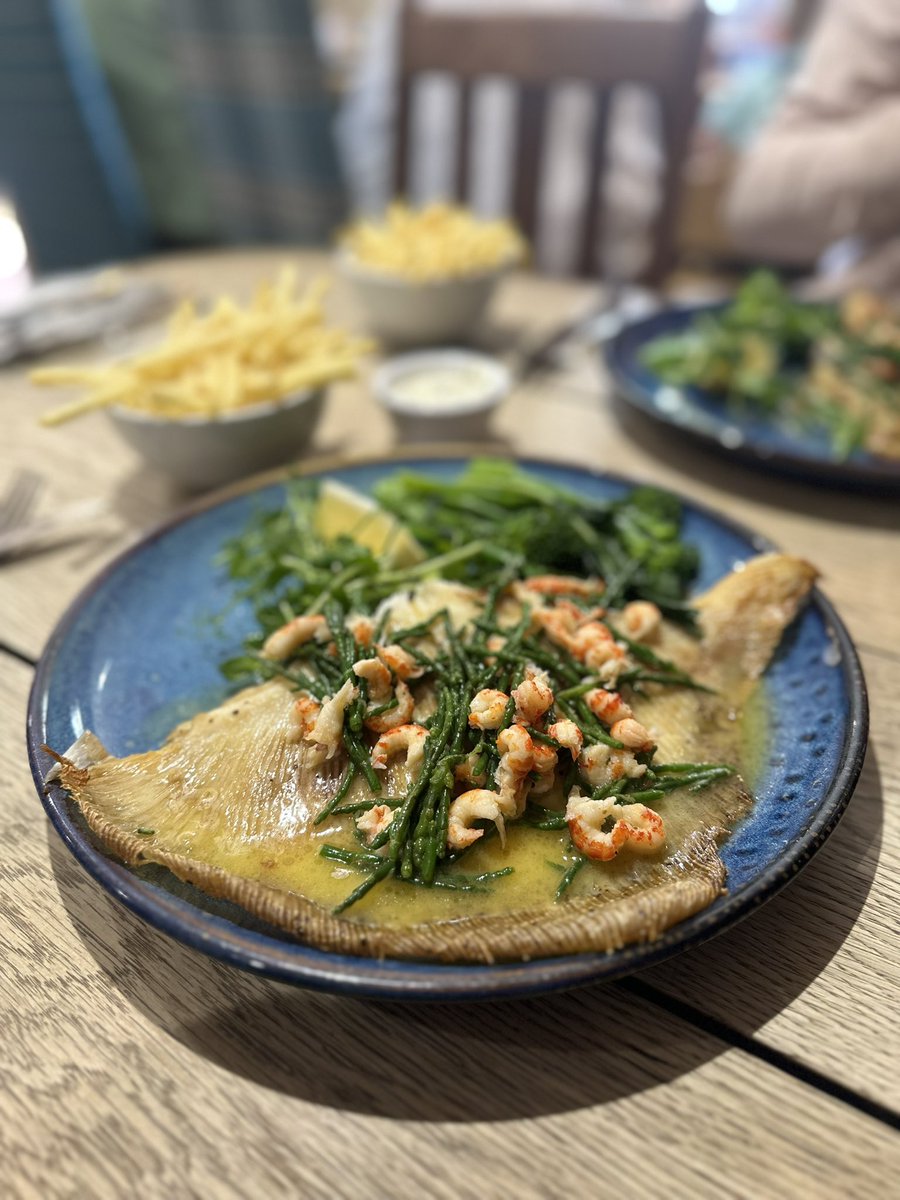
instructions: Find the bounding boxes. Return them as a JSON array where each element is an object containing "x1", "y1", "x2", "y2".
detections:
[{"x1": 393, "y1": 1, "x2": 708, "y2": 283}]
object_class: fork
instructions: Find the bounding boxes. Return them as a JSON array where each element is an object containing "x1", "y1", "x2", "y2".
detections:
[
  {"x1": 0, "y1": 468, "x2": 42, "y2": 537},
  {"x1": 0, "y1": 495, "x2": 109, "y2": 561}
]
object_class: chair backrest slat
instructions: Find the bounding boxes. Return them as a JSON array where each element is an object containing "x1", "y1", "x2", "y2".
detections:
[
  {"x1": 513, "y1": 83, "x2": 548, "y2": 241},
  {"x1": 455, "y1": 80, "x2": 473, "y2": 202},
  {"x1": 394, "y1": 74, "x2": 413, "y2": 197},
  {"x1": 644, "y1": 85, "x2": 703, "y2": 284},
  {"x1": 393, "y1": 1, "x2": 708, "y2": 282},
  {"x1": 578, "y1": 88, "x2": 612, "y2": 279}
]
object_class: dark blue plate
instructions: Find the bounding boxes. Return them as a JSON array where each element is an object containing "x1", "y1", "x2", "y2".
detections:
[
  {"x1": 606, "y1": 305, "x2": 900, "y2": 489},
  {"x1": 27, "y1": 454, "x2": 868, "y2": 1001}
]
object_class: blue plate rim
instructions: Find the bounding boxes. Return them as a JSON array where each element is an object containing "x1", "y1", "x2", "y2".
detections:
[
  {"x1": 605, "y1": 303, "x2": 900, "y2": 490},
  {"x1": 27, "y1": 448, "x2": 869, "y2": 1001}
]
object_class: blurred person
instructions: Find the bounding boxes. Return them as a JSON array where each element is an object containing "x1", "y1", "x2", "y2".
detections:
[
  {"x1": 79, "y1": 0, "x2": 216, "y2": 248},
  {"x1": 0, "y1": 0, "x2": 151, "y2": 273},
  {"x1": 726, "y1": 0, "x2": 900, "y2": 300},
  {"x1": 158, "y1": 0, "x2": 347, "y2": 244},
  {"x1": 83, "y1": 0, "x2": 346, "y2": 247},
  {"x1": 0, "y1": 0, "x2": 346, "y2": 273}
]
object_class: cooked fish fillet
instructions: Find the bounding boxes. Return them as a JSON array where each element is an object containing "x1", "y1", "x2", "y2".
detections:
[
  {"x1": 49, "y1": 553, "x2": 817, "y2": 963},
  {"x1": 694, "y1": 552, "x2": 818, "y2": 688}
]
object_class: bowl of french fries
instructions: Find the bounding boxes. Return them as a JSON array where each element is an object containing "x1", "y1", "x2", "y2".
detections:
[
  {"x1": 33, "y1": 269, "x2": 373, "y2": 491},
  {"x1": 339, "y1": 202, "x2": 526, "y2": 346}
]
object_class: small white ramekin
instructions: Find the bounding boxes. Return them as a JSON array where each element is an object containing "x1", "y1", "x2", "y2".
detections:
[{"x1": 372, "y1": 349, "x2": 510, "y2": 443}]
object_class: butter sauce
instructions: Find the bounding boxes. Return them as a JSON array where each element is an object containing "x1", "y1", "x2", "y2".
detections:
[{"x1": 247, "y1": 686, "x2": 757, "y2": 929}]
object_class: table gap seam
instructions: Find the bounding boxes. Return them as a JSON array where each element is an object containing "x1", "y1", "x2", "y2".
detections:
[
  {"x1": 857, "y1": 641, "x2": 900, "y2": 666},
  {"x1": 619, "y1": 978, "x2": 900, "y2": 1132},
  {"x1": 0, "y1": 640, "x2": 37, "y2": 668}
]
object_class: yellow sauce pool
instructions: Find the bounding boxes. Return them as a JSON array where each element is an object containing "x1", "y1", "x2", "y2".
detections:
[{"x1": 220, "y1": 681, "x2": 763, "y2": 929}]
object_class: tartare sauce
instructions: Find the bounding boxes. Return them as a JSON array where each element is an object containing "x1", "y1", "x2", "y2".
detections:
[{"x1": 388, "y1": 363, "x2": 496, "y2": 412}]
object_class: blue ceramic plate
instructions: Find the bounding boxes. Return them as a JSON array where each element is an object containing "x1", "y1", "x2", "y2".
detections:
[
  {"x1": 606, "y1": 305, "x2": 900, "y2": 489},
  {"x1": 28, "y1": 454, "x2": 868, "y2": 1001}
]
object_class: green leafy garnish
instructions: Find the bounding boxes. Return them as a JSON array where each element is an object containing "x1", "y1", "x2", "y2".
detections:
[{"x1": 641, "y1": 270, "x2": 899, "y2": 461}]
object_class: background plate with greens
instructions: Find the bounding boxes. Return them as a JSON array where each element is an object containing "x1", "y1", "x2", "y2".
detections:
[{"x1": 606, "y1": 306, "x2": 900, "y2": 490}]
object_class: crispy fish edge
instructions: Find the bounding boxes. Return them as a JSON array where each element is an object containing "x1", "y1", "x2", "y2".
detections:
[{"x1": 52, "y1": 750, "x2": 728, "y2": 964}]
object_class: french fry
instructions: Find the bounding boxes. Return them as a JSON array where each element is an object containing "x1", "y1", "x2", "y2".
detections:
[
  {"x1": 33, "y1": 271, "x2": 372, "y2": 426},
  {"x1": 167, "y1": 299, "x2": 196, "y2": 336},
  {"x1": 341, "y1": 202, "x2": 527, "y2": 281},
  {"x1": 31, "y1": 366, "x2": 114, "y2": 387},
  {"x1": 39, "y1": 375, "x2": 137, "y2": 426}
]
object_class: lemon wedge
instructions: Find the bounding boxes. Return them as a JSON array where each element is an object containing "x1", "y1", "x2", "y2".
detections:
[{"x1": 312, "y1": 479, "x2": 426, "y2": 568}]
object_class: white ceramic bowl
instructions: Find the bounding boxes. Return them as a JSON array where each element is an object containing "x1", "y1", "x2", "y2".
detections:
[
  {"x1": 373, "y1": 349, "x2": 510, "y2": 442},
  {"x1": 339, "y1": 252, "x2": 509, "y2": 347},
  {"x1": 109, "y1": 389, "x2": 325, "y2": 491}
]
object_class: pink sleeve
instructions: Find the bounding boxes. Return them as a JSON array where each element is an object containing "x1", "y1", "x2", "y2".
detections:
[{"x1": 725, "y1": 0, "x2": 900, "y2": 264}]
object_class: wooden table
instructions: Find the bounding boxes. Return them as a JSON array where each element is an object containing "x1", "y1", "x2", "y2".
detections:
[{"x1": 3, "y1": 250, "x2": 898, "y2": 1198}]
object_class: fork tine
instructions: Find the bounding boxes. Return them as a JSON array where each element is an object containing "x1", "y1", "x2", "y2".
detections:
[
  {"x1": 0, "y1": 469, "x2": 42, "y2": 535},
  {"x1": 0, "y1": 471, "x2": 40, "y2": 531}
]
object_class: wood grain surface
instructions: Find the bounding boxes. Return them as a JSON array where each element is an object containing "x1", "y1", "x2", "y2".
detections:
[{"x1": 2, "y1": 251, "x2": 898, "y2": 1197}]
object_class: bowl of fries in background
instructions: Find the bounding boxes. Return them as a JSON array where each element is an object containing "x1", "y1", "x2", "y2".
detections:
[
  {"x1": 339, "y1": 203, "x2": 526, "y2": 347},
  {"x1": 106, "y1": 387, "x2": 327, "y2": 492},
  {"x1": 32, "y1": 270, "x2": 374, "y2": 491}
]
